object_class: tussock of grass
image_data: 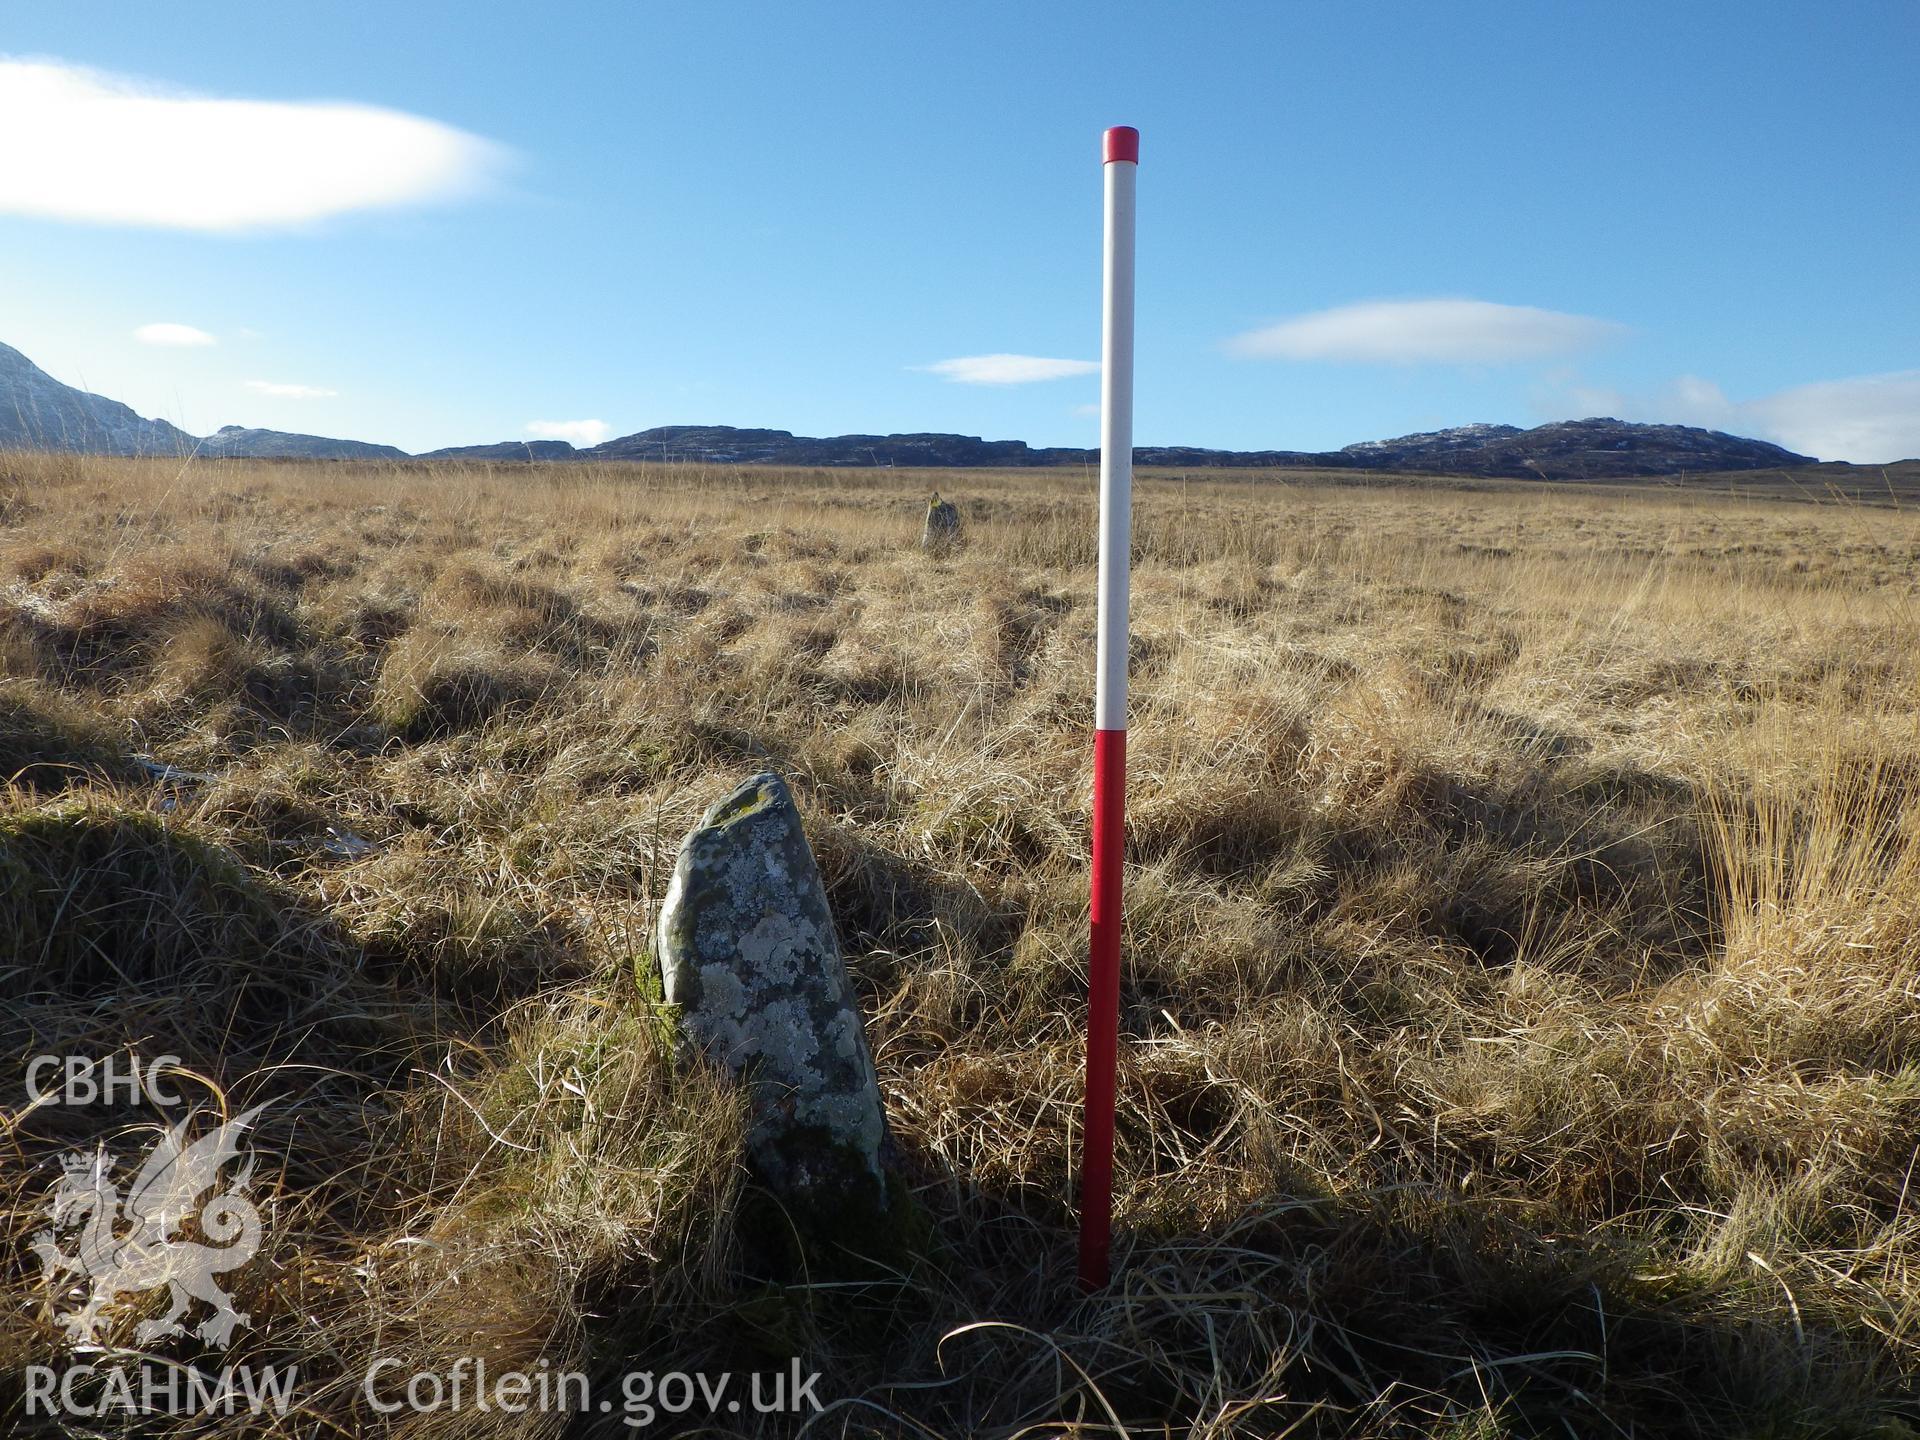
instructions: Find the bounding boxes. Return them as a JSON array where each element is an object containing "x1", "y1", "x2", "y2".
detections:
[
  {"x1": 0, "y1": 799, "x2": 402, "y2": 1076},
  {"x1": 0, "y1": 683, "x2": 128, "y2": 789},
  {"x1": 3, "y1": 453, "x2": 1919, "y2": 1437},
  {"x1": 374, "y1": 627, "x2": 565, "y2": 740}
]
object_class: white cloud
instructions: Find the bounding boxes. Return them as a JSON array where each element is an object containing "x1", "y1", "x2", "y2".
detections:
[
  {"x1": 245, "y1": 380, "x2": 337, "y2": 399},
  {"x1": 526, "y1": 419, "x2": 610, "y2": 446},
  {"x1": 1745, "y1": 372, "x2": 1920, "y2": 464},
  {"x1": 915, "y1": 354, "x2": 1101, "y2": 385},
  {"x1": 0, "y1": 57, "x2": 505, "y2": 231},
  {"x1": 1538, "y1": 370, "x2": 1920, "y2": 463},
  {"x1": 1228, "y1": 298, "x2": 1623, "y2": 364},
  {"x1": 135, "y1": 322, "x2": 215, "y2": 347}
]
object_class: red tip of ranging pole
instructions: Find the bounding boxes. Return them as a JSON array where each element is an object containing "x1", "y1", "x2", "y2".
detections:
[{"x1": 1103, "y1": 126, "x2": 1139, "y2": 164}]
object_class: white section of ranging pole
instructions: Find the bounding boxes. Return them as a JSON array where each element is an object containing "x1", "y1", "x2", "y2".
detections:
[{"x1": 1095, "y1": 152, "x2": 1136, "y2": 733}]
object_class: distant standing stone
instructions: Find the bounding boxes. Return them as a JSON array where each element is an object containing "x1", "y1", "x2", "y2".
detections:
[
  {"x1": 921, "y1": 492, "x2": 962, "y2": 554},
  {"x1": 656, "y1": 772, "x2": 893, "y2": 1224}
]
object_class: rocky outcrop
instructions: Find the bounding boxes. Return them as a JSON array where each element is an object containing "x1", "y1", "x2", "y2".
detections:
[
  {"x1": 655, "y1": 773, "x2": 893, "y2": 1231},
  {"x1": 195, "y1": 426, "x2": 407, "y2": 461}
]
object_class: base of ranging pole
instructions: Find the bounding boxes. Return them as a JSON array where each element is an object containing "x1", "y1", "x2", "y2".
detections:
[{"x1": 1078, "y1": 726, "x2": 1126, "y2": 1290}]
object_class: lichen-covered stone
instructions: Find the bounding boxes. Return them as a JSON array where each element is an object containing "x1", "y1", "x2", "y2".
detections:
[
  {"x1": 921, "y1": 493, "x2": 961, "y2": 554},
  {"x1": 656, "y1": 772, "x2": 892, "y2": 1225}
]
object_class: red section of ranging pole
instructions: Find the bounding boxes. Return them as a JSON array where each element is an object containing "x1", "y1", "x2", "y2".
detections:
[
  {"x1": 1079, "y1": 727, "x2": 1126, "y2": 1288},
  {"x1": 1079, "y1": 125, "x2": 1137, "y2": 1293}
]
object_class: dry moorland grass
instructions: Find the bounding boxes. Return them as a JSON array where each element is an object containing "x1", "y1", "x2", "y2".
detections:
[{"x1": 2, "y1": 450, "x2": 1918, "y2": 1437}]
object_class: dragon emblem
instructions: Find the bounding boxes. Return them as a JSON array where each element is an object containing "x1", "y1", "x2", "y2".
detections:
[{"x1": 31, "y1": 1106, "x2": 266, "y2": 1348}]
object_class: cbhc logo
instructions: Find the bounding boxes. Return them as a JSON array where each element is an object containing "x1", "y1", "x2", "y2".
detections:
[{"x1": 25, "y1": 1055, "x2": 185, "y2": 1107}]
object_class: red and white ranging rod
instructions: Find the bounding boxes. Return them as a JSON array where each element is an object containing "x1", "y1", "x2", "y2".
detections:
[{"x1": 1079, "y1": 123, "x2": 1137, "y2": 1292}]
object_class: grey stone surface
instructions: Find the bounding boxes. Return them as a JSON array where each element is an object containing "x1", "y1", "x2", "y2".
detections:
[
  {"x1": 656, "y1": 772, "x2": 891, "y2": 1220},
  {"x1": 921, "y1": 493, "x2": 962, "y2": 554}
]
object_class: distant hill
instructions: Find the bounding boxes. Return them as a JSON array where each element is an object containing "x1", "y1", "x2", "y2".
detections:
[
  {"x1": 0, "y1": 342, "x2": 400, "y2": 460},
  {"x1": 570, "y1": 418, "x2": 1813, "y2": 478},
  {"x1": 197, "y1": 426, "x2": 406, "y2": 461},
  {"x1": 0, "y1": 341, "x2": 194, "y2": 455},
  {"x1": 0, "y1": 336, "x2": 1826, "y2": 477},
  {"x1": 414, "y1": 439, "x2": 579, "y2": 462},
  {"x1": 1336, "y1": 419, "x2": 1811, "y2": 479},
  {"x1": 581, "y1": 425, "x2": 1071, "y2": 467}
]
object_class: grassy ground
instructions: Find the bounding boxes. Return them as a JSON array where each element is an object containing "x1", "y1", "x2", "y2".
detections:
[{"x1": 3, "y1": 450, "x2": 1918, "y2": 1437}]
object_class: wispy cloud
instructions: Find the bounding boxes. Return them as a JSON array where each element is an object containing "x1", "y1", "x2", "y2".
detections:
[
  {"x1": 526, "y1": 419, "x2": 610, "y2": 446},
  {"x1": 1538, "y1": 370, "x2": 1920, "y2": 463},
  {"x1": 245, "y1": 379, "x2": 337, "y2": 399},
  {"x1": 1228, "y1": 299, "x2": 1623, "y2": 364},
  {"x1": 0, "y1": 58, "x2": 506, "y2": 230},
  {"x1": 915, "y1": 354, "x2": 1101, "y2": 385},
  {"x1": 134, "y1": 322, "x2": 215, "y2": 347}
]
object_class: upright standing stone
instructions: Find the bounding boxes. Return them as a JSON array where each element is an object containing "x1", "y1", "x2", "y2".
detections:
[
  {"x1": 921, "y1": 492, "x2": 962, "y2": 555},
  {"x1": 656, "y1": 772, "x2": 893, "y2": 1227}
]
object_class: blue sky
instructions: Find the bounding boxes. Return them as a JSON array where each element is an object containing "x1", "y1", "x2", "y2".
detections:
[{"x1": 1, "y1": 1, "x2": 1914, "y2": 460}]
